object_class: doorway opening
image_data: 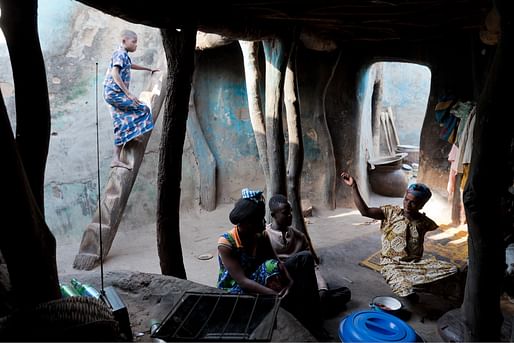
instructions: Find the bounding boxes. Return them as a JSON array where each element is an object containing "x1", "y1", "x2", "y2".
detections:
[
  {"x1": 369, "y1": 61, "x2": 431, "y2": 167},
  {"x1": 358, "y1": 61, "x2": 432, "y2": 207}
]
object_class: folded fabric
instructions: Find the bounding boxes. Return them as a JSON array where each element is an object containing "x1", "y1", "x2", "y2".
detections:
[
  {"x1": 439, "y1": 114, "x2": 459, "y2": 143},
  {"x1": 435, "y1": 96, "x2": 459, "y2": 143},
  {"x1": 435, "y1": 95, "x2": 456, "y2": 123},
  {"x1": 435, "y1": 100, "x2": 455, "y2": 122}
]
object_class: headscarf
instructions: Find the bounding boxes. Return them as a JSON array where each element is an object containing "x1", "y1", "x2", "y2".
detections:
[
  {"x1": 407, "y1": 183, "x2": 432, "y2": 205},
  {"x1": 229, "y1": 188, "x2": 265, "y2": 225},
  {"x1": 241, "y1": 188, "x2": 264, "y2": 202}
]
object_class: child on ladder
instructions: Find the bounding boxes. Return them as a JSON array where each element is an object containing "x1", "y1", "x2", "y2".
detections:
[{"x1": 103, "y1": 29, "x2": 159, "y2": 169}]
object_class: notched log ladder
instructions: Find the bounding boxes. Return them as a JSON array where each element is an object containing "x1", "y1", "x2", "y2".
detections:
[{"x1": 73, "y1": 63, "x2": 167, "y2": 271}]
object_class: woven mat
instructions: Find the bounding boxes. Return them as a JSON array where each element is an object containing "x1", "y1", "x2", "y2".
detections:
[{"x1": 359, "y1": 224, "x2": 469, "y2": 272}]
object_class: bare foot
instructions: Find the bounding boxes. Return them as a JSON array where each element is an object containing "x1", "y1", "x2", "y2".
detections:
[{"x1": 110, "y1": 159, "x2": 132, "y2": 170}]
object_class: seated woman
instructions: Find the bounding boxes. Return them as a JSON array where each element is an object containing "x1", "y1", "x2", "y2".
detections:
[
  {"x1": 217, "y1": 189, "x2": 290, "y2": 296},
  {"x1": 217, "y1": 188, "x2": 328, "y2": 339},
  {"x1": 341, "y1": 172, "x2": 459, "y2": 301}
]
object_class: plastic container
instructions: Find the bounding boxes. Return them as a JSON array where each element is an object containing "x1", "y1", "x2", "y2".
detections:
[
  {"x1": 339, "y1": 310, "x2": 416, "y2": 342},
  {"x1": 70, "y1": 278, "x2": 101, "y2": 299},
  {"x1": 60, "y1": 283, "x2": 80, "y2": 298}
]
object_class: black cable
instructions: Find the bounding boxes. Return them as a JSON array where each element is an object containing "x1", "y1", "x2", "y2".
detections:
[{"x1": 95, "y1": 62, "x2": 105, "y2": 294}]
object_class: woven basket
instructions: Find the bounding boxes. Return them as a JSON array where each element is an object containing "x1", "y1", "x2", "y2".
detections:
[{"x1": 0, "y1": 296, "x2": 124, "y2": 341}]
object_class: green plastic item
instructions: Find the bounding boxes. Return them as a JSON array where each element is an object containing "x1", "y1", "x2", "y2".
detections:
[
  {"x1": 60, "y1": 283, "x2": 80, "y2": 298},
  {"x1": 70, "y1": 277, "x2": 101, "y2": 298}
]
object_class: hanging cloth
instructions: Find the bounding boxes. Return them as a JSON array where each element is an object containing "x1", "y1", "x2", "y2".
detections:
[
  {"x1": 451, "y1": 101, "x2": 475, "y2": 147},
  {"x1": 447, "y1": 144, "x2": 460, "y2": 198},
  {"x1": 456, "y1": 107, "x2": 477, "y2": 189},
  {"x1": 435, "y1": 96, "x2": 459, "y2": 144}
]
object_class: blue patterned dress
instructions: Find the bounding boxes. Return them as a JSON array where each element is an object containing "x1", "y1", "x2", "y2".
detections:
[
  {"x1": 103, "y1": 47, "x2": 154, "y2": 146},
  {"x1": 217, "y1": 227, "x2": 281, "y2": 294}
]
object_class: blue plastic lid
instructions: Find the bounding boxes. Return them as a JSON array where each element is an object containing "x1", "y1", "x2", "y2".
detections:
[{"x1": 339, "y1": 310, "x2": 417, "y2": 342}]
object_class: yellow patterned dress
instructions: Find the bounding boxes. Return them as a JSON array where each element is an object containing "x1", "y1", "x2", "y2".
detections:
[{"x1": 379, "y1": 205, "x2": 458, "y2": 297}]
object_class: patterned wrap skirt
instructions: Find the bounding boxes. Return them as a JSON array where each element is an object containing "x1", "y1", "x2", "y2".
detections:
[
  {"x1": 381, "y1": 256, "x2": 458, "y2": 297},
  {"x1": 219, "y1": 259, "x2": 281, "y2": 294},
  {"x1": 104, "y1": 89, "x2": 154, "y2": 146}
]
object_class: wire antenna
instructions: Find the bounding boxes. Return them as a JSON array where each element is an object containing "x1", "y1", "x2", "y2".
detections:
[
  {"x1": 92, "y1": 65, "x2": 132, "y2": 340},
  {"x1": 95, "y1": 62, "x2": 105, "y2": 295}
]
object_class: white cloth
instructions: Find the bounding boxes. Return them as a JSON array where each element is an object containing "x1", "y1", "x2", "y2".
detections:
[
  {"x1": 447, "y1": 144, "x2": 460, "y2": 196},
  {"x1": 456, "y1": 107, "x2": 476, "y2": 173}
]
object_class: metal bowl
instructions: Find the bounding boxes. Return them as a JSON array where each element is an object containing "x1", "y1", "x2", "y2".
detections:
[
  {"x1": 368, "y1": 152, "x2": 408, "y2": 168},
  {"x1": 370, "y1": 295, "x2": 403, "y2": 312}
]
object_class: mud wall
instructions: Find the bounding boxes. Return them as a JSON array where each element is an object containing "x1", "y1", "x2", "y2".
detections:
[
  {"x1": 193, "y1": 44, "x2": 262, "y2": 202},
  {"x1": 0, "y1": 1, "x2": 169, "y2": 238},
  {"x1": 1, "y1": 1, "x2": 479, "y2": 238}
]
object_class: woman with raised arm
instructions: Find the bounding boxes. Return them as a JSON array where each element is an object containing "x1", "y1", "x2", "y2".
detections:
[{"x1": 341, "y1": 171, "x2": 458, "y2": 302}]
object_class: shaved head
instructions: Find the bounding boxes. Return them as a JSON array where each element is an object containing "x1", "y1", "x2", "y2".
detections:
[{"x1": 121, "y1": 29, "x2": 137, "y2": 40}]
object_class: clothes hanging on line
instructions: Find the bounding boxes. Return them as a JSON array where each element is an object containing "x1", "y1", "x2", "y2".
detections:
[
  {"x1": 435, "y1": 96, "x2": 458, "y2": 144},
  {"x1": 455, "y1": 106, "x2": 476, "y2": 190}
]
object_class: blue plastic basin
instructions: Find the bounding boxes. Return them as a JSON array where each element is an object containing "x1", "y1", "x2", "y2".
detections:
[{"x1": 339, "y1": 310, "x2": 416, "y2": 342}]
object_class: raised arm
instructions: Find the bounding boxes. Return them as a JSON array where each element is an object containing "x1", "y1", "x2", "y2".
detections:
[
  {"x1": 218, "y1": 245, "x2": 278, "y2": 295},
  {"x1": 340, "y1": 171, "x2": 384, "y2": 220}
]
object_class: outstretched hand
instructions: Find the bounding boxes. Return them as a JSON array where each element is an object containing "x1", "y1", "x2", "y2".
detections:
[{"x1": 340, "y1": 171, "x2": 354, "y2": 187}]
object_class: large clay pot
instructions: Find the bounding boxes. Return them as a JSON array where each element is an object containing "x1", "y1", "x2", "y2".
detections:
[{"x1": 368, "y1": 153, "x2": 408, "y2": 197}]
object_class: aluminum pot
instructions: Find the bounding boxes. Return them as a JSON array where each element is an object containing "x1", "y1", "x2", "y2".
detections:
[{"x1": 370, "y1": 295, "x2": 403, "y2": 314}]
